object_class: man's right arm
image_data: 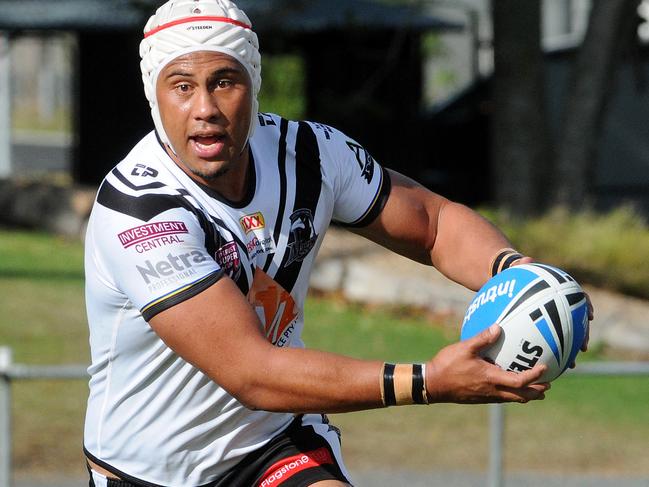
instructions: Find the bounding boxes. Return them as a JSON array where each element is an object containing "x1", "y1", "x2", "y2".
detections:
[{"x1": 148, "y1": 276, "x2": 550, "y2": 413}]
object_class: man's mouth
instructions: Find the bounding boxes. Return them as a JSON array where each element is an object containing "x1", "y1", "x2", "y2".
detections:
[{"x1": 190, "y1": 134, "x2": 226, "y2": 158}]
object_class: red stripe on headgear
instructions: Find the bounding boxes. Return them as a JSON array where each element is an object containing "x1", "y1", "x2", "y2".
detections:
[{"x1": 144, "y1": 15, "x2": 251, "y2": 38}]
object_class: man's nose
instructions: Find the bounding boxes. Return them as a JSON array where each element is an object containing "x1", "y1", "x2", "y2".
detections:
[{"x1": 194, "y1": 88, "x2": 221, "y2": 121}]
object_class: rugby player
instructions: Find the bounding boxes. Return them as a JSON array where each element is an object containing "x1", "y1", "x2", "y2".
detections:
[{"x1": 83, "y1": 1, "x2": 575, "y2": 485}]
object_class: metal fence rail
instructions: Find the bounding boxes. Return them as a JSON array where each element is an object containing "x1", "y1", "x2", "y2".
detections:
[
  {"x1": 0, "y1": 347, "x2": 88, "y2": 487},
  {"x1": 1, "y1": 345, "x2": 648, "y2": 487}
]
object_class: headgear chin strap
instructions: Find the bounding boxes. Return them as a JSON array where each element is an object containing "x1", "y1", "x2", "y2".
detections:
[{"x1": 139, "y1": 0, "x2": 261, "y2": 152}]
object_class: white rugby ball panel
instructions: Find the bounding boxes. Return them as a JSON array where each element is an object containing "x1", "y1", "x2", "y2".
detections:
[{"x1": 461, "y1": 264, "x2": 589, "y2": 382}]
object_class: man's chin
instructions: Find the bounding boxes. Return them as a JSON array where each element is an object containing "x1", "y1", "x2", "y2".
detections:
[{"x1": 191, "y1": 164, "x2": 230, "y2": 182}]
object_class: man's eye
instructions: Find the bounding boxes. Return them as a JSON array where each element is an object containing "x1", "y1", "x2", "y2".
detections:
[
  {"x1": 176, "y1": 83, "x2": 191, "y2": 93},
  {"x1": 216, "y1": 79, "x2": 232, "y2": 89}
]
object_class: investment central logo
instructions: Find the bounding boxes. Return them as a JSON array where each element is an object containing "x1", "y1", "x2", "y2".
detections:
[{"x1": 240, "y1": 212, "x2": 265, "y2": 234}]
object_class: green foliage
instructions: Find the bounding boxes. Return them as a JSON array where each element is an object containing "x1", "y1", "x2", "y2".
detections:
[
  {"x1": 258, "y1": 54, "x2": 305, "y2": 120},
  {"x1": 480, "y1": 206, "x2": 649, "y2": 298}
]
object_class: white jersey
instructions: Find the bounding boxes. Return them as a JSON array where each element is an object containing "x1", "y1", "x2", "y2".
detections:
[{"x1": 83, "y1": 113, "x2": 390, "y2": 486}]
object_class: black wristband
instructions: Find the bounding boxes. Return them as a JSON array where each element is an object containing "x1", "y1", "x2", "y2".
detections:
[
  {"x1": 383, "y1": 363, "x2": 396, "y2": 406},
  {"x1": 491, "y1": 248, "x2": 524, "y2": 277}
]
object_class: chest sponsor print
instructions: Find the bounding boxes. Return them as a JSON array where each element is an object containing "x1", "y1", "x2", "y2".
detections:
[
  {"x1": 240, "y1": 212, "x2": 266, "y2": 234},
  {"x1": 136, "y1": 250, "x2": 208, "y2": 293},
  {"x1": 215, "y1": 241, "x2": 242, "y2": 281},
  {"x1": 247, "y1": 268, "x2": 298, "y2": 347},
  {"x1": 246, "y1": 234, "x2": 276, "y2": 260},
  {"x1": 118, "y1": 221, "x2": 189, "y2": 252}
]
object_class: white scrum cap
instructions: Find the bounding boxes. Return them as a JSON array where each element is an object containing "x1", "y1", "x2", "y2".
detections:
[{"x1": 139, "y1": 0, "x2": 261, "y2": 149}]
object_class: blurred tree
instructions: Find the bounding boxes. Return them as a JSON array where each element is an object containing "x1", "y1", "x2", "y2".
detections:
[
  {"x1": 553, "y1": 0, "x2": 641, "y2": 209},
  {"x1": 491, "y1": 0, "x2": 548, "y2": 216},
  {"x1": 491, "y1": 0, "x2": 641, "y2": 215}
]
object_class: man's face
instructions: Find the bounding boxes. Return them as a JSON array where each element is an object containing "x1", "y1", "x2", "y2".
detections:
[{"x1": 156, "y1": 51, "x2": 252, "y2": 185}]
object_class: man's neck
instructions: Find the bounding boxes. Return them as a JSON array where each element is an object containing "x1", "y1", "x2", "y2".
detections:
[{"x1": 164, "y1": 145, "x2": 251, "y2": 203}]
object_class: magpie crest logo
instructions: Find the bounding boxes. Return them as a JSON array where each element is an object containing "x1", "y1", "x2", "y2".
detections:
[{"x1": 285, "y1": 209, "x2": 318, "y2": 266}]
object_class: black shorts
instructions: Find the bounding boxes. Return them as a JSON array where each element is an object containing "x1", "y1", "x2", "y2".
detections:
[{"x1": 88, "y1": 414, "x2": 352, "y2": 487}]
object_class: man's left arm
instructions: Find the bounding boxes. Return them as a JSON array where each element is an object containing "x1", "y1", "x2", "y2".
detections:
[{"x1": 352, "y1": 169, "x2": 526, "y2": 291}]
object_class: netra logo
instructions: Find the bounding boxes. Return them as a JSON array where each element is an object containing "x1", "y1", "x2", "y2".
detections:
[
  {"x1": 137, "y1": 251, "x2": 207, "y2": 287},
  {"x1": 239, "y1": 212, "x2": 265, "y2": 234},
  {"x1": 118, "y1": 221, "x2": 188, "y2": 251}
]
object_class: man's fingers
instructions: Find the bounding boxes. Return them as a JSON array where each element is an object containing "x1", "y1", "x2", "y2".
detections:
[
  {"x1": 585, "y1": 293, "x2": 594, "y2": 321},
  {"x1": 581, "y1": 321, "x2": 590, "y2": 352},
  {"x1": 496, "y1": 383, "x2": 548, "y2": 403},
  {"x1": 465, "y1": 323, "x2": 501, "y2": 354},
  {"x1": 493, "y1": 363, "x2": 549, "y2": 389}
]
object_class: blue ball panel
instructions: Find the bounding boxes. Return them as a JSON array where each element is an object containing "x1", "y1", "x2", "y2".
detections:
[
  {"x1": 562, "y1": 301, "x2": 589, "y2": 373},
  {"x1": 460, "y1": 266, "x2": 541, "y2": 341}
]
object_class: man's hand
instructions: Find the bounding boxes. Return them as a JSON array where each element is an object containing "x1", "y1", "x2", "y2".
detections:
[
  {"x1": 512, "y1": 257, "x2": 594, "y2": 364},
  {"x1": 426, "y1": 324, "x2": 550, "y2": 404}
]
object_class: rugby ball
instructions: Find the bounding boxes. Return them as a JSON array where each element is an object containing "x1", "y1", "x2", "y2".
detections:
[{"x1": 460, "y1": 263, "x2": 589, "y2": 383}]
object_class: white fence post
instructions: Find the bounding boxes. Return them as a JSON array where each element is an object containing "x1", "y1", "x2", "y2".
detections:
[
  {"x1": 488, "y1": 403, "x2": 505, "y2": 487},
  {"x1": 0, "y1": 346, "x2": 13, "y2": 487}
]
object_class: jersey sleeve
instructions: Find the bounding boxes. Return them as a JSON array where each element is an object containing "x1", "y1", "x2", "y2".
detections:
[
  {"x1": 309, "y1": 122, "x2": 392, "y2": 227},
  {"x1": 88, "y1": 186, "x2": 224, "y2": 321}
]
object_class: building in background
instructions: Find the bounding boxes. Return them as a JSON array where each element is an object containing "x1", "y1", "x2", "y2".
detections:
[{"x1": 0, "y1": 0, "x2": 460, "y2": 186}]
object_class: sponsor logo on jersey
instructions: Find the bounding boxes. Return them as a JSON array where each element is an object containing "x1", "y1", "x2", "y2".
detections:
[
  {"x1": 215, "y1": 241, "x2": 241, "y2": 280},
  {"x1": 346, "y1": 141, "x2": 375, "y2": 184},
  {"x1": 118, "y1": 221, "x2": 188, "y2": 249},
  {"x1": 136, "y1": 250, "x2": 208, "y2": 292},
  {"x1": 130, "y1": 163, "x2": 158, "y2": 178},
  {"x1": 248, "y1": 268, "x2": 298, "y2": 347},
  {"x1": 240, "y1": 212, "x2": 265, "y2": 234},
  {"x1": 247, "y1": 235, "x2": 275, "y2": 260},
  {"x1": 258, "y1": 112, "x2": 277, "y2": 127},
  {"x1": 258, "y1": 447, "x2": 334, "y2": 487},
  {"x1": 285, "y1": 209, "x2": 318, "y2": 266},
  {"x1": 313, "y1": 122, "x2": 334, "y2": 140}
]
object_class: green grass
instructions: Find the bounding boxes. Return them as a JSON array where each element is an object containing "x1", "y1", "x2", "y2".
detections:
[
  {"x1": 482, "y1": 206, "x2": 649, "y2": 300},
  {"x1": 1, "y1": 229, "x2": 648, "y2": 477}
]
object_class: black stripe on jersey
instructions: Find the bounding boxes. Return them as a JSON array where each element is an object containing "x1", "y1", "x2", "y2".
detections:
[
  {"x1": 273, "y1": 121, "x2": 323, "y2": 293},
  {"x1": 263, "y1": 117, "x2": 289, "y2": 273},
  {"x1": 141, "y1": 269, "x2": 225, "y2": 321},
  {"x1": 337, "y1": 166, "x2": 393, "y2": 228},
  {"x1": 113, "y1": 167, "x2": 166, "y2": 191},
  {"x1": 97, "y1": 179, "x2": 220, "y2": 261}
]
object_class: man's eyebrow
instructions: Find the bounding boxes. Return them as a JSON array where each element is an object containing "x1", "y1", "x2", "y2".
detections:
[
  {"x1": 164, "y1": 66, "x2": 243, "y2": 80},
  {"x1": 165, "y1": 70, "x2": 194, "y2": 79},
  {"x1": 210, "y1": 67, "x2": 244, "y2": 77}
]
